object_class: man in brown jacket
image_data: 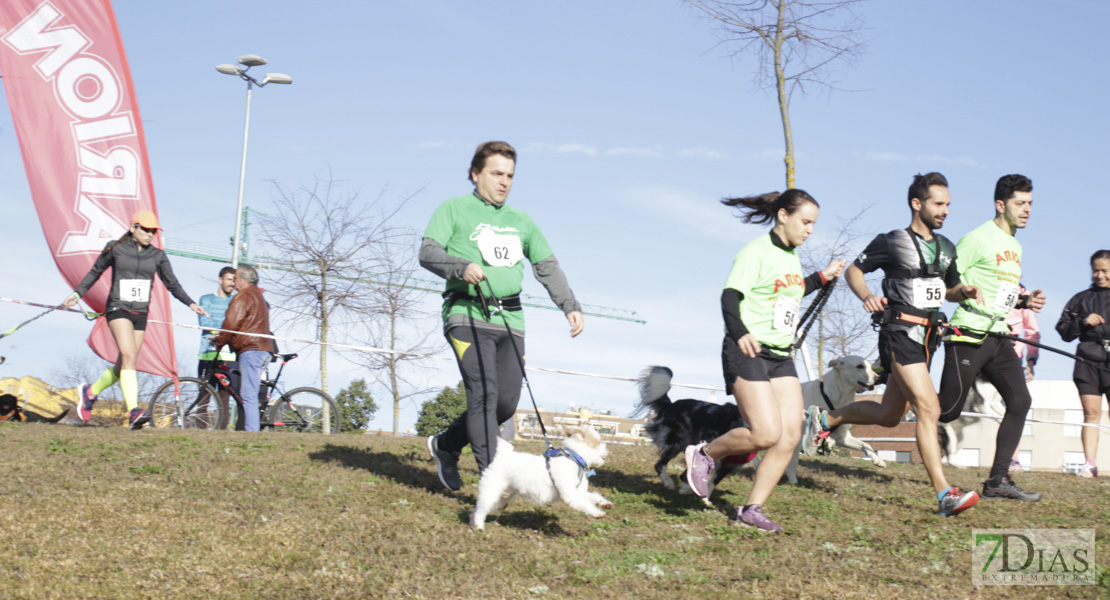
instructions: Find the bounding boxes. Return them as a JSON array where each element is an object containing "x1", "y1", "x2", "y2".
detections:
[{"x1": 212, "y1": 264, "x2": 273, "y2": 431}]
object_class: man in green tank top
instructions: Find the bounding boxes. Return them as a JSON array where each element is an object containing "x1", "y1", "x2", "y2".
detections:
[
  {"x1": 938, "y1": 174, "x2": 1045, "y2": 503},
  {"x1": 421, "y1": 141, "x2": 584, "y2": 491}
]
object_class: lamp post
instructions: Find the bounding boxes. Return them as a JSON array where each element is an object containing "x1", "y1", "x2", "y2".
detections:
[{"x1": 215, "y1": 54, "x2": 292, "y2": 268}]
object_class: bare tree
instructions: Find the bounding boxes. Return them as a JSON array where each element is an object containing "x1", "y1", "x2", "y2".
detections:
[
  {"x1": 344, "y1": 231, "x2": 440, "y2": 434},
  {"x1": 687, "y1": 0, "x2": 868, "y2": 188},
  {"x1": 257, "y1": 176, "x2": 411, "y2": 396},
  {"x1": 797, "y1": 205, "x2": 878, "y2": 374}
]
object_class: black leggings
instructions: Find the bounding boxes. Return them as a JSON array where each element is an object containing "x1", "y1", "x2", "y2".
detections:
[
  {"x1": 437, "y1": 322, "x2": 525, "y2": 472},
  {"x1": 938, "y1": 336, "x2": 1031, "y2": 479}
]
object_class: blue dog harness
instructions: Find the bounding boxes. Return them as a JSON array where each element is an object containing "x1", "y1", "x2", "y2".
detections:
[{"x1": 543, "y1": 446, "x2": 596, "y2": 484}]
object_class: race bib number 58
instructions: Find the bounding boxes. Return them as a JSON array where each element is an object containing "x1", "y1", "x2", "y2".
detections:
[
  {"x1": 992, "y1": 282, "x2": 1020, "y2": 313},
  {"x1": 773, "y1": 297, "x2": 800, "y2": 333}
]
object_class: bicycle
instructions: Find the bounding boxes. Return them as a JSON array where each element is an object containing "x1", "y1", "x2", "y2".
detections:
[{"x1": 147, "y1": 353, "x2": 341, "y2": 433}]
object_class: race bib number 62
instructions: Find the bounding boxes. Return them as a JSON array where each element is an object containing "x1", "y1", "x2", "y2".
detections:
[{"x1": 475, "y1": 228, "x2": 523, "y2": 268}]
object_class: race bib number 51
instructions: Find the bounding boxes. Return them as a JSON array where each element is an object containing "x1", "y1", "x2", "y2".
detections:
[
  {"x1": 120, "y1": 279, "x2": 151, "y2": 303},
  {"x1": 773, "y1": 297, "x2": 800, "y2": 333}
]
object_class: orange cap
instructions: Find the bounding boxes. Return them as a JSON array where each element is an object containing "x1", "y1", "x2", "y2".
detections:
[{"x1": 131, "y1": 209, "x2": 159, "y2": 230}]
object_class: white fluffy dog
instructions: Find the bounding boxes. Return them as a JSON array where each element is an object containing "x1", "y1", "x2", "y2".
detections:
[
  {"x1": 471, "y1": 425, "x2": 612, "y2": 531},
  {"x1": 783, "y1": 355, "x2": 882, "y2": 484}
]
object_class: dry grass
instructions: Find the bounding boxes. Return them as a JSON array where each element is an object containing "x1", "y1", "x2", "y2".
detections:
[{"x1": 1, "y1": 421, "x2": 1107, "y2": 599}]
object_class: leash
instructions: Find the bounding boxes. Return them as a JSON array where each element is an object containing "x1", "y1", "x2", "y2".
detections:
[
  {"x1": 953, "y1": 327, "x2": 1110, "y2": 375},
  {"x1": 792, "y1": 279, "x2": 837, "y2": 355},
  {"x1": 475, "y1": 283, "x2": 592, "y2": 483},
  {"x1": 475, "y1": 283, "x2": 553, "y2": 448},
  {"x1": 0, "y1": 297, "x2": 100, "y2": 340}
]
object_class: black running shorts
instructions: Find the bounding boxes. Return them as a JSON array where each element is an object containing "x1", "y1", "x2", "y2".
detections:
[
  {"x1": 106, "y1": 308, "x2": 147, "y2": 331},
  {"x1": 1073, "y1": 361, "x2": 1110, "y2": 397},
  {"x1": 878, "y1": 329, "x2": 934, "y2": 373},
  {"x1": 722, "y1": 336, "x2": 797, "y2": 390}
]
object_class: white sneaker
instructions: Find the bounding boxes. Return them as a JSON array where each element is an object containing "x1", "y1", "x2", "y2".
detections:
[{"x1": 1078, "y1": 463, "x2": 1098, "y2": 478}]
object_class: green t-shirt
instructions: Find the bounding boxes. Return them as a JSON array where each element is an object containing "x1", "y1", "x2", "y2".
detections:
[
  {"x1": 424, "y1": 193, "x2": 554, "y2": 331},
  {"x1": 949, "y1": 220, "x2": 1024, "y2": 343},
  {"x1": 724, "y1": 233, "x2": 805, "y2": 356}
]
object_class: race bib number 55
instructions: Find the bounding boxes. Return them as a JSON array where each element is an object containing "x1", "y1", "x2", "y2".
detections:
[
  {"x1": 913, "y1": 278, "x2": 945, "y2": 309},
  {"x1": 120, "y1": 279, "x2": 151, "y2": 303}
]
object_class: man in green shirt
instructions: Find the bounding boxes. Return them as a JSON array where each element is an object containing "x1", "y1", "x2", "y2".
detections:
[
  {"x1": 938, "y1": 174, "x2": 1045, "y2": 503},
  {"x1": 421, "y1": 141, "x2": 584, "y2": 491}
]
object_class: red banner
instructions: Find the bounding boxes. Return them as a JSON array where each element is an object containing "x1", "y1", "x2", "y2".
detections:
[{"x1": 0, "y1": 0, "x2": 177, "y2": 378}]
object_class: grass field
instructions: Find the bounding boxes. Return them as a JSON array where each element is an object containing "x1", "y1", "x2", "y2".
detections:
[{"x1": 2, "y1": 422, "x2": 1107, "y2": 599}]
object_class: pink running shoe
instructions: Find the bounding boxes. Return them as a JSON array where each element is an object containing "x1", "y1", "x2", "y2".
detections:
[
  {"x1": 684, "y1": 442, "x2": 715, "y2": 498},
  {"x1": 76, "y1": 383, "x2": 97, "y2": 422},
  {"x1": 737, "y1": 504, "x2": 782, "y2": 533}
]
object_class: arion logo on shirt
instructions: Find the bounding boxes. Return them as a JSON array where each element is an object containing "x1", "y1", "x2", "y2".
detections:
[
  {"x1": 995, "y1": 251, "x2": 1021, "y2": 267},
  {"x1": 773, "y1": 274, "x2": 804, "y2": 293}
]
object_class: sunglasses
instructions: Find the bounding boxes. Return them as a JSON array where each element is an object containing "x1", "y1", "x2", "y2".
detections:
[{"x1": 133, "y1": 224, "x2": 158, "y2": 234}]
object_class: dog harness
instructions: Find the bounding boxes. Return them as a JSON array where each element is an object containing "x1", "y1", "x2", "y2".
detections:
[{"x1": 543, "y1": 446, "x2": 595, "y2": 485}]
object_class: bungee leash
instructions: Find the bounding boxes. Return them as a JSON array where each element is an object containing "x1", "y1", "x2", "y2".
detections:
[
  {"x1": 0, "y1": 297, "x2": 101, "y2": 340},
  {"x1": 474, "y1": 282, "x2": 592, "y2": 483},
  {"x1": 793, "y1": 278, "x2": 837, "y2": 353},
  {"x1": 953, "y1": 327, "x2": 1110, "y2": 375}
]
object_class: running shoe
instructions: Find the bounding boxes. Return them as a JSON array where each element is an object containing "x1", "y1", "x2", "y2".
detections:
[
  {"x1": 76, "y1": 383, "x2": 97, "y2": 422},
  {"x1": 684, "y1": 442, "x2": 715, "y2": 498},
  {"x1": 982, "y1": 475, "x2": 1041, "y2": 502},
  {"x1": 1078, "y1": 463, "x2": 1098, "y2": 478},
  {"x1": 803, "y1": 406, "x2": 825, "y2": 454},
  {"x1": 937, "y1": 487, "x2": 979, "y2": 516},
  {"x1": 1008, "y1": 458, "x2": 1022, "y2": 474},
  {"x1": 736, "y1": 504, "x2": 782, "y2": 533},
  {"x1": 427, "y1": 435, "x2": 462, "y2": 491},
  {"x1": 128, "y1": 408, "x2": 151, "y2": 430}
]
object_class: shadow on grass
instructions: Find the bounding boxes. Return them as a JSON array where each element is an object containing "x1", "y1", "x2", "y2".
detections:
[
  {"x1": 593, "y1": 465, "x2": 747, "y2": 518},
  {"x1": 795, "y1": 457, "x2": 896, "y2": 486},
  {"x1": 470, "y1": 510, "x2": 569, "y2": 536},
  {"x1": 308, "y1": 443, "x2": 468, "y2": 497}
]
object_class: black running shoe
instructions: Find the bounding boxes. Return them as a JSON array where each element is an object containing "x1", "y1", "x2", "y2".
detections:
[
  {"x1": 427, "y1": 435, "x2": 462, "y2": 491},
  {"x1": 982, "y1": 475, "x2": 1041, "y2": 502}
]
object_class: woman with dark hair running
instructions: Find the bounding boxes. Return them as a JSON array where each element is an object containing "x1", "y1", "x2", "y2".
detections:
[
  {"x1": 1056, "y1": 249, "x2": 1110, "y2": 478},
  {"x1": 63, "y1": 210, "x2": 207, "y2": 429},
  {"x1": 684, "y1": 190, "x2": 844, "y2": 532}
]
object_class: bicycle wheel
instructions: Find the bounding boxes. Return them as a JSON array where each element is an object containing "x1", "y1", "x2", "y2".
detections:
[
  {"x1": 266, "y1": 387, "x2": 341, "y2": 434},
  {"x1": 148, "y1": 377, "x2": 225, "y2": 430}
]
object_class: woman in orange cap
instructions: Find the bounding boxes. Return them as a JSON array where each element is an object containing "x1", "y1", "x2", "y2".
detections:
[{"x1": 62, "y1": 210, "x2": 208, "y2": 429}]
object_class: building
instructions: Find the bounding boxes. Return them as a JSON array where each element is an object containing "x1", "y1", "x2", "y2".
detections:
[
  {"x1": 847, "y1": 379, "x2": 1110, "y2": 472},
  {"x1": 513, "y1": 406, "x2": 652, "y2": 445}
]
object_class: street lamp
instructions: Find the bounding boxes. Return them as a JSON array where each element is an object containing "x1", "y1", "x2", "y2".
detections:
[{"x1": 215, "y1": 53, "x2": 292, "y2": 268}]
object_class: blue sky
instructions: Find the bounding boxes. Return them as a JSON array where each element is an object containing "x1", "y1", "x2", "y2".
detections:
[{"x1": 2, "y1": 1, "x2": 1108, "y2": 431}]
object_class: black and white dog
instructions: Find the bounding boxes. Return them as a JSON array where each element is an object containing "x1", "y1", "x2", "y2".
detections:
[
  {"x1": 633, "y1": 366, "x2": 756, "y2": 501},
  {"x1": 938, "y1": 376, "x2": 1006, "y2": 466}
]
